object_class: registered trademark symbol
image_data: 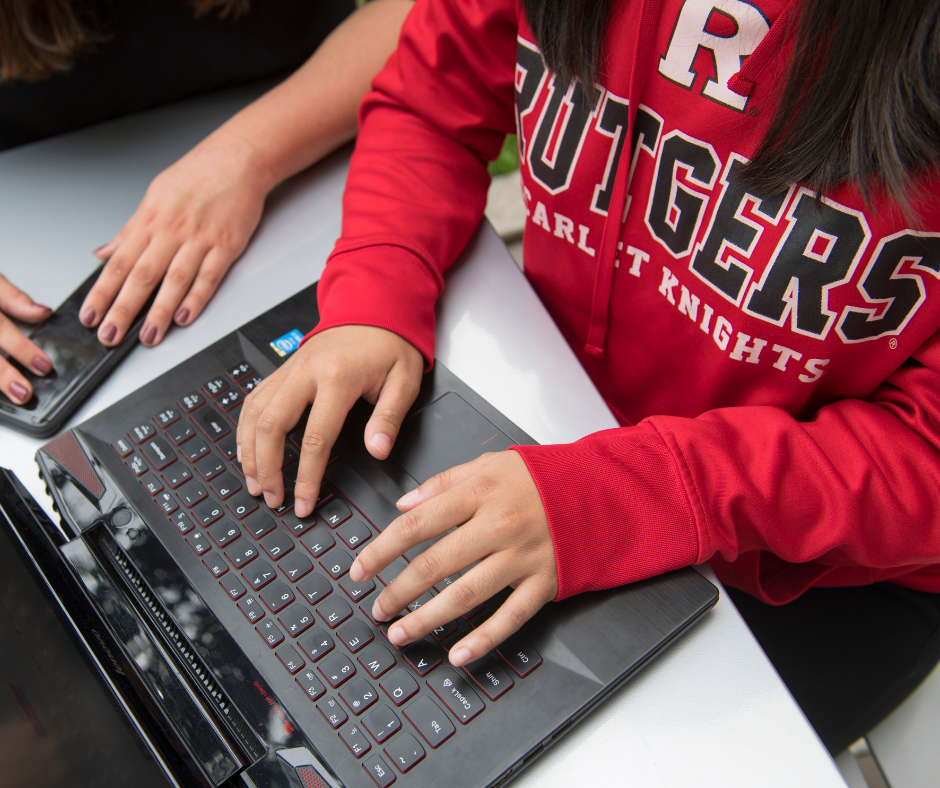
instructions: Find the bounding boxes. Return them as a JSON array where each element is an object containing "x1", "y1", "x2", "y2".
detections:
[{"x1": 889, "y1": 337, "x2": 898, "y2": 350}]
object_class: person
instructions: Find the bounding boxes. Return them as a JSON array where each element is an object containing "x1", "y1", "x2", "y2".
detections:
[
  {"x1": 236, "y1": 0, "x2": 940, "y2": 755},
  {"x1": 0, "y1": 0, "x2": 414, "y2": 404}
]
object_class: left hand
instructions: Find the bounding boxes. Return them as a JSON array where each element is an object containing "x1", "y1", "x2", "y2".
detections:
[{"x1": 348, "y1": 450, "x2": 559, "y2": 667}]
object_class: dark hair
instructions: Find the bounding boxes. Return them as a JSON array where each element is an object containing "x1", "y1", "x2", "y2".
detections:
[
  {"x1": 0, "y1": 0, "x2": 249, "y2": 82},
  {"x1": 520, "y1": 0, "x2": 940, "y2": 216}
]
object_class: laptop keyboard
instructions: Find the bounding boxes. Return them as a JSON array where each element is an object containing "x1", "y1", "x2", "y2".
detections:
[{"x1": 111, "y1": 360, "x2": 543, "y2": 785}]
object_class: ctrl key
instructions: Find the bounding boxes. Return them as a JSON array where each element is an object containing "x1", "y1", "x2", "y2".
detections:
[{"x1": 363, "y1": 755, "x2": 396, "y2": 787}]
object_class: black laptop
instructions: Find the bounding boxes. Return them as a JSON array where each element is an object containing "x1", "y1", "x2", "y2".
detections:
[{"x1": 2, "y1": 281, "x2": 717, "y2": 788}]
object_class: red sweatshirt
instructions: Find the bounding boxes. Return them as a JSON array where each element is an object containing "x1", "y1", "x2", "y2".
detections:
[{"x1": 310, "y1": 0, "x2": 940, "y2": 604}]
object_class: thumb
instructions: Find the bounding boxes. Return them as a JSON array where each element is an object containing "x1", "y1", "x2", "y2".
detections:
[{"x1": 364, "y1": 364, "x2": 420, "y2": 459}]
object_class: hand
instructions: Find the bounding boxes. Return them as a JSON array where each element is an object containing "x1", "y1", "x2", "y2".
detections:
[
  {"x1": 237, "y1": 325, "x2": 424, "y2": 516},
  {"x1": 0, "y1": 274, "x2": 53, "y2": 403},
  {"x1": 349, "y1": 451, "x2": 559, "y2": 667},
  {"x1": 79, "y1": 132, "x2": 272, "y2": 348}
]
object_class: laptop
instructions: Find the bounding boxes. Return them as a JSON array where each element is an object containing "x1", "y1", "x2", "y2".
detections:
[{"x1": 4, "y1": 281, "x2": 718, "y2": 788}]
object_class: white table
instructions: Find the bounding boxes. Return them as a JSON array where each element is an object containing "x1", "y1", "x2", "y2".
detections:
[{"x1": 0, "y1": 83, "x2": 847, "y2": 788}]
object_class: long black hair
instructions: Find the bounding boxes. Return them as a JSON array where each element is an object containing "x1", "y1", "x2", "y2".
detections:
[{"x1": 520, "y1": 0, "x2": 940, "y2": 216}]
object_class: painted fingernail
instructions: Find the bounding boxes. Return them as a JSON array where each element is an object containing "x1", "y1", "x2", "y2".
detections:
[
  {"x1": 388, "y1": 625, "x2": 407, "y2": 645},
  {"x1": 79, "y1": 307, "x2": 96, "y2": 326},
  {"x1": 246, "y1": 476, "x2": 261, "y2": 496},
  {"x1": 27, "y1": 302, "x2": 51, "y2": 314},
  {"x1": 263, "y1": 492, "x2": 278, "y2": 509},
  {"x1": 349, "y1": 561, "x2": 365, "y2": 583},
  {"x1": 100, "y1": 323, "x2": 117, "y2": 343},
  {"x1": 175, "y1": 307, "x2": 190, "y2": 325},
  {"x1": 449, "y1": 647, "x2": 472, "y2": 667},
  {"x1": 295, "y1": 499, "x2": 312, "y2": 518},
  {"x1": 9, "y1": 382, "x2": 28, "y2": 402},
  {"x1": 140, "y1": 324, "x2": 157, "y2": 346},
  {"x1": 32, "y1": 356, "x2": 52, "y2": 375},
  {"x1": 370, "y1": 432, "x2": 392, "y2": 457},
  {"x1": 397, "y1": 489, "x2": 419, "y2": 508}
]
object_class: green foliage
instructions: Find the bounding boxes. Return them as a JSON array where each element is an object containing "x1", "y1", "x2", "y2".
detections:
[{"x1": 488, "y1": 135, "x2": 520, "y2": 176}]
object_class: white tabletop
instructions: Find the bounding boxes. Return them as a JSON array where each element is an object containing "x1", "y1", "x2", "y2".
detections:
[{"x1": 0, "y1": 83, "x2": 846, "y2": 787}]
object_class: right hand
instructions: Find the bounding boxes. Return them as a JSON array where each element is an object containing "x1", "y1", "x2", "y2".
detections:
[
  {"x1": 79, "y1": 133, "x2": 272, "y2": 349},
  {"x1": 0, "y1": 273, "x2": 53, "y2": 404},
  {"x1": 237, "y1": 325, "x2": 424, "y2": 516}
]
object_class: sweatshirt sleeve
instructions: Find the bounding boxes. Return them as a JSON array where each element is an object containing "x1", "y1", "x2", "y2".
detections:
[
  {"x1": 307, "y1": 0, "x2": 519, "y2": 365},
  {"x1": 514, "y1": 326, "x2": 940, "y2": 604}
]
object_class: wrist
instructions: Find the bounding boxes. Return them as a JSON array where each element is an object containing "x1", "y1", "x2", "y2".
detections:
[{"x1": 194, "y1": 126, "x2": 281, "y2": 198}]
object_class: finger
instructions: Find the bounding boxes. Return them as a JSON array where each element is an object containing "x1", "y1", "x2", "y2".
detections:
[
  {"x1": 138, "y1": 241, "x2": 208, "y2": 346},
  {"x1": 0, "y1": 356, "x2": 34, "y2": 403},
  {"x1": 79, "y1": 231, "x2": 152, "y2": 327},
  {"x1": 0, "y1": 274, "x2": 52, "y2": 323},
  {"x1": 98, "y1": 236, "x2": 181, "y2": 346},
  {"x1": 173, "y1": 245, "x2": 238, "y2": 327},
  {"x1": 0, "y1": 312, "x2": 53, "y2": 376},
  {"x1": 364, "y1": 362, "x2": 420, "y2": 459},
  {"x1": 238, "y1": 365, "x2": 289, "y2": 496},
  {"x1": 395, "y1": 453, "x2": 493, "y2": 512},
  {"x1": 92, "y1": 237, "x2": 120, "y2": 261},
  {"x1": 446, "y1": 576, "x2": 553, "y2": 667}
]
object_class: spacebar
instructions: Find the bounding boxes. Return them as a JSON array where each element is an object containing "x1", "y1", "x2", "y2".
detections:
[{"x1": 325, "y1": 460, "x2": 402, "y2": 532}]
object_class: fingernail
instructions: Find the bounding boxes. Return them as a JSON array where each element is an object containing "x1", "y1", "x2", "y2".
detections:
[
  {"x1": 450, "y1": 647, "x2": 472, "y2": 667},
  {"x1": 372, "y1": 599, "x2": 388, "y2": 623},
  {"x1": 246, "y1": 476, "x2": 261, "y2": 496},
  {"x1": 236, "y1": 444, "x2": 241, "y2": 463},
  {"x1": 349, "y1": 560, "x2": 365, "y2": 583},
  {"x1": 397, "y1": 489, "x2": 419, "y2": 509},
  {"x1": 9, "y1": 382, "x2": 28, "y2": 402},
  {"x1": 140, "y1": 324, "x2": 157, "y2": 346},
  {"x1": 295, "y1": 499, "x2": 312, "y2": 518},
  {"x1": 80, "y1": 307, "x2": 96, "y2": 326},
  {"x1": 100, "y1": 323, "x2": 117, "y2": 343},
  {"x1": 92, "y1": 244, "x2": 108, "y2": 256},
  {"x1": 32, "y1": 356, "x2": 52, "y2": 375},
  {"x1": 175, "y1": 307, "x2": 190, "y2": 325},
  {"x1": 388, "y1": 624, "x2": 407, "y2": 645},
  {"x1": 370, "y1": 432, "x2": 392, "y2": 457},
  {"x1": 28, "y1": 302, "x2": 51, "y2": 313},
  {"x1": 263, "y1": 492, "x2": 278, "y2": 509}
]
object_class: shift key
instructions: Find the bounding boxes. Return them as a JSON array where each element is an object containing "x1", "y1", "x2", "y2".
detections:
[{"x1": 426, "y1": 667, "x2": 484, "y2": 723}]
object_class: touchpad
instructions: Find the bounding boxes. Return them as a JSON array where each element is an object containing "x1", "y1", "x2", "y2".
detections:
[{"x1": 393, "y1": 393, "x2": 514, "y2": 484}]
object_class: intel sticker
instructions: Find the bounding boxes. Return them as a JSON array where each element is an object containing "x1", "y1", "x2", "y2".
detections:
[{"x1": 270, "y1": 329, "x2": 305, "y2": 358}]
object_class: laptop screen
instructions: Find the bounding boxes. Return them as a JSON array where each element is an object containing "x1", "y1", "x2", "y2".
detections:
[{"x1": 0, "y1": 523, "x2": 170, "y2": 788}]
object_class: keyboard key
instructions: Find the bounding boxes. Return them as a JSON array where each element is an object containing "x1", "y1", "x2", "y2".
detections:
[
  {"x1": 297, "y1": 573, "x2": 332, "y2": 605},
  {"x1": 261, "y1": 530, "x2": 295, "y2": 561},
  {"x1": 129, "y1": 423, "x2": 156, "y2": 444},
  {"x1": 257, "y1": 620, "x2": 284, "y2": 648},
  {"x1": 279, "y1": 551, "x2": 313, "y2": 582},
  {"x1": 141, "y1": 474, "x2": 163, "y2": 495},
  {"x1": 338, "y1": 518, "x2": 373, "y2": 550},
  {"x1": 363, "y1": 704, "x2": 401, "y2": 744},
  {"x1": 276, "y1": 645, "x2": 305, "y2": 674},
  {"x1": 318, "y1": 596, "x2": 353, "y2": 628},
  {"x1": 319, "y1": 498, "x2": 352, "y2": 528},
  {"x1": 244, "y1": 511, "x2": 277, "y2": 539},
  {"x1": 297, "y1": 670, "x2": 327, "y2": 702},
  {"x1": 495, "y1": 635, "x2": 542, "y2": 677},
  {"x1": 282, "y1": 443, "x2": 299, "y2": 468},
  {"x1": 318, "y1": 696, "x2": 348, "y2": 728},
  {"x1": 186, "y1": 531, "x2": 210, "y2": 555},
  {"x1": 429, "y1": 620, "x2": 459, "y2": 642},
  {"x1": 240, "y1": 373, "x2": 264, "y2": 394},
  {"x1": 194, "y1": 406, "x2": 231, "y2": 442},
  {"x1": 208, "y1": 519, "x2": 240, "y2": 548},
  {"x1": 404, "y1": 696, "x2": 455, "y2": 749},
  {"x1": 320, "y1": 651, "x2": 357, "y2": 687},
  {"x1": 156, "y1": 492, "x2": 179, "y2": 515},
  {"x1": 403, "y1": 641, "x2": 441, "y2": 676},
  {"x1": 180, "y1": 438, "x2": 210, "y2": 463},
  {"x1": 260, "y1": 580, "x2": 295, "y2": 613},
  {"x1": 338, "y1": 619, "x2": 374, "y2": 653},
  {"x1": 341, "y1": 677, "x2": 379, "y2": 715},
  {"x1": 279, "y1": 603, "x2": 315, "y2": 637},
  {"x1": 210, "y1": 471, "x2": 242, "y2": 500},
  {"x1": 195, "y1": 454, "x2": 225, "y2": 481},
  {"x1": 384, "y1": 732, "x2": 424, "y2": 773},
  {"x1": 363, "y1": 755, "x2": 396, "y2": 787},
  {"x1": 179, "y1": 391, "x2": 205, "y2": 413},
  {"x1": 162, "y1": 465, "x2": 193, "y2": 489},
  {"x1": 298, "y1": 627, "x2": 335, "y2": 662},
  {"x1": 153, "y1": 408, "x2": 180, "y2": 428},
  {"x1": 170, "y1": 511, "x2": 195, "y2": 535},
  {"x1": 203, "y1": 554, "x2": 228, "y2": 578},
  {"x1": 176, "y1": 480, "x2": 208, "y2": 508},
  {"x1": 433, "y1": 573, "x2": 461, "y2": 593},
  {"x1": 379, "y1": 668, "x2": 419, "y2": 706},
  {"x1": 217, "y1": 389, "x2": 242, "y2": 412},
  {"x1": 321, "y1": 550, "x2": 353, "y2": 580},
  {"x1": 407, "y1": 591, "x2": 434, "y2": 614},
  {"x1": 359, "y1": 643, "x2": 397, "y2": 679},
  {"x1": 238, "y1": 595, "x2": 264, "y2": 623},
  {"x1": 377, "y1": 620, "x2": 406, "y2": 651},
  {"x1": 463, "y1": 655, "x2": 514, "y2": 700},
  {"x1": 167, "y1": 421, "x2": 195, "y2": 445},
  {"x1": 242, "y1": 560, "x2": 277, "y2": 590},
  {"x1": 127, "y1": 455, "x2": 148, "y2": 477},
  {"x1": 203, "y1": 377, "x2": 229, "y2": 398},
  {"x1": 219, "y1": 574, "x2": 246, "y2": 600},
  {"x1": 217, "y1": 433, "x2": 238, "y2": 460},
  {"x1": 284, "y1": 510, "x2": 318, "y2": 537},
  {"x1": 225, "y1": 542, "x2": 259, "y2": 569},
  {"x1": 226, "y1": 492, "x2": 259, "y2": 519},
  {"x1": 339, "y1": 722, "x2": 371, "y2": 758},
  {"x1": 300, "y1": 526, "x2": 335, "y2": 557},
  {"x1": 377, "y1": 558, "x2": 410, "y2": 587},
  {"x1": 273, "y1": 483, "x2": 295, "y2": 517},
  {"x1": 427, "y1": 667, "x2": 485, "y2": 723},
  {"x1": 226, "y1": 361, "x2": 253, "y2": 382},
  {"x1": 112, "y1": 437, "x2": 133, "y2": 457},
  {"x1": 193, "y1": 499, "x2": 224, "y2": 526},
  {"x1": 340, "y1": 576, "x2": 376, "y2": 603}
]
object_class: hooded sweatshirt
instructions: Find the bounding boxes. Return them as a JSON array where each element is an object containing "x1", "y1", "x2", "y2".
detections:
[{"x1": 309, "y1": 0, "x2": 940, "y2": 604}]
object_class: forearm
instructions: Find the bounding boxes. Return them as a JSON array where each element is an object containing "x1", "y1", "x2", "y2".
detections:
[{"x1": 198, "y1": 0, "x2": 414, "y2": 195}]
